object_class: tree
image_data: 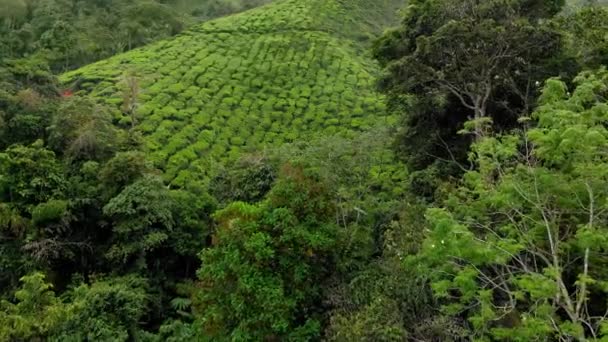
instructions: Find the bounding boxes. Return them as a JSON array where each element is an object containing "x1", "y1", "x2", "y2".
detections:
[
  {"x1": 557, "y1": 6, "x2": 608, "y2": 70},
  {"x1": 375, "y1": 0, "x2": 564, "y2": 139},
  {"x1": 0, "y1": 55, "x2": 58, "y2": 96},
  {"x1": 0, "y1": 0, "x2": 27, "y2": 57},
  {"x1": 103, "y1": 176, "x2": 175, "y2": 268},
  {"x1": 374, "y1": 0, "x2": 566, "y2": 181},
  {"x1": 52, "y1": 274, "x2": 150, "y2": 341},
  {"x1": 0, "y1": 203, "x2": 33, "y2": 292},
  {"x1": 0, "y1": 272, "x2": 66, "y2": 340},
  {"x1": 0, "y1": 84, "x2": 57, "y2": 148},
  {"x1": 120, "y1": 70, "x2": 141, "y2": 129},
  {"x1": 415, "y1": 70, "x2": 608, "y2": 340},
  {"x1": 195, "y1": 164, "x2": 337, "y2": 340},
  {"x1": 211, "y1": 154, "x2": 276, "y2": 205},
  {"x1": 0, "y1": 0, "x2": 26, "y2": 34},
  {"x1": 0, "y1": 140, "x2": 66, "y2": 207},
  {"x1": 48, "y1": 96, "x2": 118, "y2": 161},
  {"x1": 99, "y1": 151, "x2": 150, "y2": 198},
  {"x1": 0, "y1": 272, "x2": 150, "y2": 341}
]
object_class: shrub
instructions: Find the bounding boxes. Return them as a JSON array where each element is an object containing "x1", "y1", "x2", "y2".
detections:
[
  {"x1": 31, "y1": 200, "x2": 68, "y2": 226},
  {"x1": 58, "y1": 0, "x2": 393, "y2": 184}
]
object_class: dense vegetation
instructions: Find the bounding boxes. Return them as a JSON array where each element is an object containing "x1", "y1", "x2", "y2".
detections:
[
  {"x1": 2, "y1": 0, "x2": 608, "y2": 340},
  {"x1": 60, "y1": 0, "x2": 404, "y2": 187},
  {"x1": 0, "y1": 0, "x2": 273, "y2": 72}
]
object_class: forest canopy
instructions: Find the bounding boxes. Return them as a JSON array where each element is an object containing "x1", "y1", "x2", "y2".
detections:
[{"x1": 2, "y1": 0, "x2": 608, "y2": 340}]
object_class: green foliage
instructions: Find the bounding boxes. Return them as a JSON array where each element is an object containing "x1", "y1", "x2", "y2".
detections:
[
  {"x1": 0, "y1": 86, "x2": 56, "y2": 147},
  {"x1": 61, "y1": 0, "x2": 402, "y2": 186},
  {"x1": 195, "y1": 165, "x2": 337, "y2": 340},
  {"x1": 0, "y1": 62, "x2": 217, "y2": 336},
  {"x1": 0, "y1": 205, "x2": 33, "y2": 292},
  {"x1": 99, "y1": 151, "x2": 150, "y2": 196},
  {"x1": 273, "y1": 130, "x2": 409, "y2": 266},
  {"x1": 53, "y1": 275, "x2": 150, "y2": 341},
  {"x1": 103, "y1": 176, "x2": 175, "y2": 266},
  {"x1": 181, "y1": 0, "x2": 273, "y2": 20},
  {"x1": 211, "y1": 155, "x2": 276, "y2": 204},
  {"x1": 155, "y1": 319, "x2": 199, "y2": 341},
  {"x1": 0, "y1": 272, "x2": 65, "y2": 340},
  {"x1": 325, "y1": 256, "x2": 439, "y2": 341},
  {"x1": 557, "y1": 5, "x2": 608, "y2": 69},
  {"x1": 31, "y1": 200, "x2": 68, "y2": 226},
  {"x1": 0, "y1": 140, "x2": 66, "y2": 207},
  {"x1": 416, "y1": 70, "x2": 608, "y2": 340},
  {"x1": 374, "y1": 0, "x2": 566, "y2": 174},
  {"x1": 166, "y1": 188, "x2": 215, "y2": 258},
  {"x1": 0, "y1": 0, "x2": 280, "y2": 73},
  {"x1": 328, "y1": 296, "x2": 408, "y2": 341},
  {"x1": 48, "y1": 96, "x2": 119, "y2": 161},
  {"x1": 0, "y1": 0, "x2": 192, "y2": 71},
  {"x1": 0, "y1": 272, "x2": 150, "y2": 341},
  {"x1": 7, "y1": 0, "x2": 608, "y2": 340}
]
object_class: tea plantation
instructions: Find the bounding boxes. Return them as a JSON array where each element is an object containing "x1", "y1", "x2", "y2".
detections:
[{"x1": 61, "y1": 0, "x2": 404, "y2": 186}]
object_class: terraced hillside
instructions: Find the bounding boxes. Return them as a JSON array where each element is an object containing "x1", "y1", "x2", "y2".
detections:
[{"x1": 61, "y1": 0, "x2": 404, "y2": 186}]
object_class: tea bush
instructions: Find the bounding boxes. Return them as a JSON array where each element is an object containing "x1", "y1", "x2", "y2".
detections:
[{"x1": 61, "y1": 0, "x2": 403, "y2": 186}]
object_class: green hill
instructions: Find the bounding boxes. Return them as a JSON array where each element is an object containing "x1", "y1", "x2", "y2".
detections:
[{"x1": 61, "y1": 0, "x2": 404, "y2": 187}]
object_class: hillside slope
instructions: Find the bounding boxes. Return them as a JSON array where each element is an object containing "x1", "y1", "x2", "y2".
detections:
[{"x1": 61, "y1": 0, "x2": 404, "y2": 186}]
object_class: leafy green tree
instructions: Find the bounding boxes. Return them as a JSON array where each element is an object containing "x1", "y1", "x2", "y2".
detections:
[
  {"x1": 0, "y1": 0, "x2": 27, "y2": 56},
  {"x1": 0, "y1": 2, "x2": 27, "y2": 27},
  {"x1": 48, "y1": 96, "x2": 118, "y2": 161},
  {"x1": 0, "y1": 0, "x2": 197, "y2": 71},
  {"x1": 376, "y1": 0, "x2": 563, "y2": 133},
  {"x1": 52, "y1": 274, "x2": 150, "y2": 341},
  {"x1": 0, "y1": 272, "x2": 66, "y2": 340},
  {"x1": 0, "y1": 272, "x2": 150, "y2": 341},
  {"x1": 0, "y1": 204, "x2": 33, "y2": 292},
  {"x1": 103, "y1": 176, "x2": 175, "y2": 267},
  {"x1": 416, "y1": 70, "x2": 608, "y2": 340},
  {"x1": 166, "y1": 188, "x2": 215, "y2": 264},
  {"x1": 272, "y1": 130, "x2": 409, "y2": 272},
  {"x1": 0, "y1": 140, "x2": 66, "y2": 207},
  {"x1": 0, "y1": 55, "x2": 58, "y2": 97},
  {"x1": 0, "y1": 86, "x2": 57, "y2": 147},
  {"x1": 211, "y1": 154, "x2": 276, "y2": 205},
  {"x1": 557, "y1": 6, "x2": 608, "y2": 69},
  {"x1": 119, "y1": 1, "x2": 186, "y2": 50},
  {"x1": 99, "y1": 151, "x2": 150, "y2": 198},
  {"x1": 184, "y1": 0, "x2": 272, "y2": 20},
  {"x1": 374, "y1": 0, "x2": 565, "y2": 176},
  {"x1": 195, "y1": 164, "x2": 337, "y2": 340}
]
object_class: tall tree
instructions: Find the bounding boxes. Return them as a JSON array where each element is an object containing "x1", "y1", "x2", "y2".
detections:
[
  {"x1": 416, "y1": 69, "x2": 608, "y2": 340},
  {"x1": 374, "y1": 0, "x2": 565, "y2": 174},
  {"x1": 557, "y1": 5, "x2": 608, "y2": 69},
  {"x1": 0, "y1": 272, "x2": 150, "y2": 341},
  {"x1": 0, "y1": 0, "x2": 27, "y2": 30},
  {"x1": 195, "y1": 164, "x2": 337, "y2": 340}
]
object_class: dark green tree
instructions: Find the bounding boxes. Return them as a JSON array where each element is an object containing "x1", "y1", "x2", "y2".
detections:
[
  {"x1": 211, "y1": 154, "x2": 276, "y2": 205},
  {"x1": 0, "y1": 272, "x2": 151, "y2": 341},
  {"x1": 195, "y1": 164, "x2": 337, "y2": 340},
  {"x1": 374, "y1": 0, "x2": 565, "y2": 174},
  {"x1": 557, "y1": 5, "x2": 608, "y2": 69},
  {"x1": 103, "y1": 176, "x2": 175, "y2": 267},
  {"x1": 48, "y1": 96, "x2": 118, "y2": 161},
  {"x1": 0, "y1": 140, "x2": 66, "y2": 207}
]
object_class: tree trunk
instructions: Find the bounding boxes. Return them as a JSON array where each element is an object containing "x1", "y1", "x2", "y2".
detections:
[{"x1": 474, "y1": 98, "x2": 485, "y2": 140}]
